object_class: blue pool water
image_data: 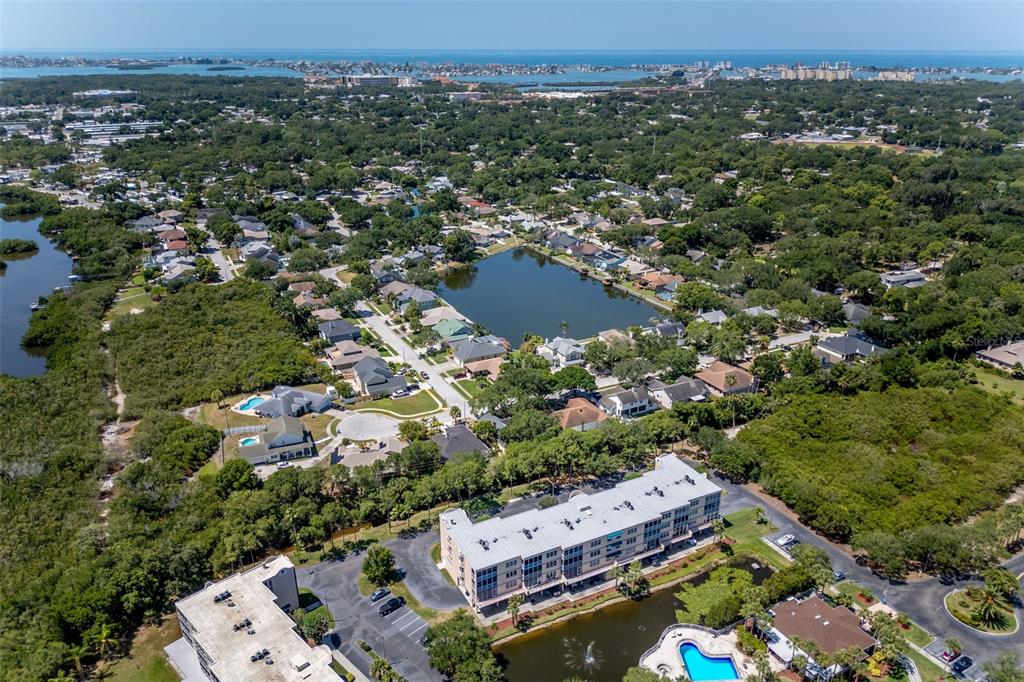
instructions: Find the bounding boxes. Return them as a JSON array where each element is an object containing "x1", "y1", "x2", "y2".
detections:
[
  {"x1": 679, "y1": 643, "x2": 739, "y2": 681},
  {"x1": 239, "y1": 437, "x2": 258, "y2": 447},
  {"x1": 238, "y1": 396, "x2": 265, "y2": 411}
]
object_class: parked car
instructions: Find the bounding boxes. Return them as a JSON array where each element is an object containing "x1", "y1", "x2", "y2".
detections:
[
  {"x1": 776, "y1": 534, "x2": 795, "y2": 547},
  {"x1": 832, "y1": 569, "x2": 846, "y2": 582},
  {"x1": 379, "y1": 596, "x2": 406, "y2": 617},
  {"x1": 392, "y1": 389, "x2": 409, "y2": 398},
  {"x1": 369, "y1": 587, "x2": 390, "y2": 602},
  {"x1": 276, "y1": 461, "x2": 290, "y2": 469},
  {"x1": 941, "y1": 648, "x2": 961, "y2": 663},
  {"x1": 951, "y1": 656, "x2": 973, "y2": 677}
]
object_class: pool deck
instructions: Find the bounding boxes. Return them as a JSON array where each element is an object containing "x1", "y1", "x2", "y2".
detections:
[{"x1": 639, "y1": 625, "x2": 781, "y2": 680}]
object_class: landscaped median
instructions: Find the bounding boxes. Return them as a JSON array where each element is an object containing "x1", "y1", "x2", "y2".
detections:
[{"x1": 944, "y1": 586, "x2": 1019, "y2": 635}]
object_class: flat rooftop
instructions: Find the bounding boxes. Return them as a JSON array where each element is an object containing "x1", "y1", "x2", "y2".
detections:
[
  {"x1": 176, "y1": 556, "x2": 336, "y2": 682},
  {"x1": 441, "y1": 455, "x2": 719, "y2": 569}
]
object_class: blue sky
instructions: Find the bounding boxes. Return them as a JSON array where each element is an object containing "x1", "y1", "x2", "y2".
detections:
[{"x1": 2, "y1": 1, "x2": 1022, "y2": 53}]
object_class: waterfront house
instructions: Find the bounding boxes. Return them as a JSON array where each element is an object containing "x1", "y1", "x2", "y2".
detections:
[
  {"x1": 537, "y1": 337, "x2": 586, "y2": 368},
  {"x1": 568, "y1": 242, "x2": 601, "y2": 259},
  {"x1": 814, "y1": 333, "x2": 888, "y2": 365},
  {"x1": 433, "y1": 318, "x2": 474, "y2": 345},
  {"x1": 976, "y1": 340, "x2": 1024, "y2": 370},
  {"x1": 421, "y1": 306, "x2": 468, "y2": 328},
  {"x1": 431, "y1": 423, "x2": 491, "y2": 460},
  {"x1": 646, "y1": 376, "x2": 708, "y2": 408},
  {"x1": 618, "y1": 257, "x2": 654, "y2": 280},
  {"x1": 552, "y1": 397, "x2": 608, "y2": 431},
  {"x1": 254, "y1": 385, "x2": 334, "y2": 419},
  {"x1": 599, "y1": 387, "x2": 654, "y2": 418},
  {"x1": 544, "y1": 230, "x2": 580, "y2": 252},
  {"x1": 656, "y1": 280, "x2": 683, "y2": 302},
  {"x1": 239, "y1": 416, "x2": 315, "y2": 466},
  {"x1": 696, "y1": 361, "x2": 758, "y2": 396},
  {"x1": 584, "y1": 249, "x2": 626, "y2": 271},
  {"x1": 394, "y1": 286, "x2": 439, "y2": 313},
  {"x1": 318, "y1": 319, "x2": 361, "y2": 344},
  {"x1": 452, "y1": 337, "x2": 507, "y2": 366},
  {"x1": 352, "y1": 357, "x2": 407, "y2": 397}
]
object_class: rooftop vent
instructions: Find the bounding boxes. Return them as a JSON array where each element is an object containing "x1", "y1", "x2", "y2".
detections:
[
  {"x1": 684, "y1": 475, "x2": 695, "y2": 484},
  {"x1": 523, "y1": 529, "x2": 533, "y2": 540},
  {"x1": 478, "y1": 539, "x2": 490, "y2": 550},
  {"x1": 623, "y1": 501, "x2": 634, "y2": 510}
]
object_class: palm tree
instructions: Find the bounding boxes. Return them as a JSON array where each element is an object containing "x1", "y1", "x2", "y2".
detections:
[
  {"x1": 67, "y1": 643, "x2": 88, "y2": 678},
  {"x1": 725, "y1": 374, "x2": 738, "y2": 426},
  {"x1": 507, "y1": 593, "x2": 524, "y2": 626},
  {"x1": 971, "y1": 588, "x2": 1005, "y2": 627},
  {"x1": 753, "y1": 506, "x2": 766, "y2": 525},
  {"x1": 943, "y1": 637, "x2": 961, "y2": 657},
  {"x1": 449, "y1": 405, "x2": 461, "y2": 422},
  {"x1": 712, "y1": 517, "x2": 726, "y2": 546},
  {"x1": 91, "y1": 623, "x2": 115, "y2": 659}
]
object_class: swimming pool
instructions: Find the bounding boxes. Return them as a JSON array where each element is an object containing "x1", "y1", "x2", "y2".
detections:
[
  {"x1": 240, "y1": 437, "x2": 258, "y2": 447},
  {"x1": 238, "y1": 396, "x2": 265, "y2": 411},
  {"x1": 679, "y1": 642, "x2": 739, "y2": 681}
]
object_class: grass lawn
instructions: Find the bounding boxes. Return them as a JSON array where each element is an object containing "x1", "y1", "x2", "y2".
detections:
[
  {"x1": 131, "y1": 273, "x2": 146, "y2": 285},
  {"x1": 298, "y1": 587, "x2": 335, "y2": 628},
  {"x1": 301, "y1": 412, "x2": 337, "y2": 442},
  {"x1": 906, "y1": 646, "x2": 947, "y2": 682},
  {"x1": 117, "y1": 286, "x2": 147, "y2": 299},
  {"x1": 454, "y1": 378, "x2": 487, "y2": 400},
  {"x1": 835, "y1": 581, "x2": 878, "y2": 606},
  {"x1": 973, "y1": 366, "x2": 1024, "y2": 405},
  {"x1": 720, "y1": 507, "x2": 787, "y2": 569},
  {"x1": 197, "y1": 398, "x2": 267, "y2": 430},
  {"x1": 106, "y1": 292, "x2": 158, "y2": 320},
  {"x1": 350, "y1": 389, "x2": 443, "y2": 416},
  {"x1": 944, "y1": 588, "x2": 1018, "y2": 633},
  {"x1": 904, "y1": 620, "x2": 935, "y2": 648},
  {"x1": 104, "y1": 615, "x2": 179, "y2": 682}
]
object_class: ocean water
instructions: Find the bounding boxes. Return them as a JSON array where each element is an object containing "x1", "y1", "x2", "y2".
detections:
[{"x1": 3, "y1": 48, "x2": 1023, "y2": 68}]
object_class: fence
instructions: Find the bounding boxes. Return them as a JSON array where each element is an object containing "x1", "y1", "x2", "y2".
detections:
[{"x1": 223, "y1": 425, "x2": 263, "y2": 436}]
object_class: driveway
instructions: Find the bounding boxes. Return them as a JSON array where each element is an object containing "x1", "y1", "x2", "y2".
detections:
[
  {"x1": 354, "y1": 303, "x2": 470, "y2": 418},
  {"x1": 707, "y1": 464, "x2": 1024, "y2": 677}
]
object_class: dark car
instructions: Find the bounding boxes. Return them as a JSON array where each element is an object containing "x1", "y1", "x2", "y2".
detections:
[
  {"x1": 379, "y1": 596, "x2": 406, "y2": 617},
  {"x1": 951, "y1": 656, "x2": 973, "y2": 677},
  {"x1": 370, "y1": 587, "x2": 390, "y2": 602},
  {"x1": 832, "y1": 569, "x2": 846, "y2": 582}
]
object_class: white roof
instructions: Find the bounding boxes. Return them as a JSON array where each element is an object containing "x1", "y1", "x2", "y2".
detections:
[
  {"x1": 441, "y1": 455, "x2": 718, "y2": 569},
  {"x1": 176, "y1": 557, "x2": 336, "y2": 682}
]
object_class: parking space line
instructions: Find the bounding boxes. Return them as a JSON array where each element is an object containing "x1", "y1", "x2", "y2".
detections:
[
  {"x1": 407, "y1": 622, "x2": 429, "y2": 638},
  {"x1": 399, "y1": 616, "x2": 424, "y2": 632},
  {"x1": 390, "y1": 609, "x2": 417, "y2": 625}
]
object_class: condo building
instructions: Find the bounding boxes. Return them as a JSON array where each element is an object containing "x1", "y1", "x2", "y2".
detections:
[
  {"x1": 171, "y1": 556, "x2": 336, "y2": 682},
  {"x1": 439, "y1": 455, "x2": 722, "y2": 611}
]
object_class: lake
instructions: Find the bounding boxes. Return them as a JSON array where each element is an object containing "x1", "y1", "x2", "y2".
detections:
[
  {"x1": 0, "y1": 210, "x2": 73, "y2": 377},
  {"x1": 437, "y1": 248, "x2": 661, "y2": 343},
  {"x1": 495, "y1": 556, "x2": 772, "y2": 682}
]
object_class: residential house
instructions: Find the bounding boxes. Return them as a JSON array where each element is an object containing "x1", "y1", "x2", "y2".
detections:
[
  {"x1": 545, "y1": 230, "x2": 580, "y2": 252},
  {"x1": 618, "y1": 257, "x2": 653, "y2": 280},
  {"x1": 352, "y1": 356, "x2": 407, "y2": 397},
  {"x1": 318, "y1": 319, "x2": 361, "y2": 344},
  {"x1": 741, "y1": 305, "x2": 778, "y2": 319},
  {"x1": 162, "y1": 263, "x2": 195, "y2": 284},
  {"x1": 880, "y1": 270, "x2": 927, "y2": 289},
  {"x1": 421, "y1": 306, "x2": 468, "y2": 328},
  {"x1": 239, "y1": 416, "x2": 315, "y2": 465},
  {"x1": 552, "y1": 398, "x2": 608, "y2": 432},
  {"x1": 599, "y1": 387, "x2": 654, "y2": 418},
  {"x1": 293, "y1": 291, "x2": 328, "y2": 309},
  {"x1": 370, "y1": 261, "x2": 403, "y2": 285},
  {"x1": 648, "y1": 320, "x2": 685, "y2": 339},
  {"x1": 584, "y1": 249, "x2": 626, "y2": 271},
  {"x1": 288, "y1": 281, "x2": 316, "y2": 293},
  {"x1": 842, "y1": 302, "x2": 872, "y2": 327},
  {"x1": 452, "y1": 337, "x2": 508, "y2": 366},
  {"x1": 639, "y1": 271, "x2": 683, "y2": 290},
  {"x1": 326, "y1": 340, "x2": 380, "y2": 375},
  {"x1": 646, "y1": 376, "x2": 708, "y2": 409},
  {"x1": 464, "y1": 357, "x2": 504, "y2": 381},
  {"x1": 696, "y1": 361, "x2": 757, "y2": 396},
  {"x1": 814, "y1": 333, "x2": 888, "y2": 365},
  {"x1": 568, "y1": 242, "x2": 601, "y2": 260},
  {"x1": 431, "y1": 423, "x2": 491, "y2": 460},
  {"x1": 656, "y1": 279, "x2": 683, "y2": 302},
  {"x1": 312, "y1": 307, "x2": 342, "y2": 322},
  {"x1": 394, "y1": 286, "x2": 439, "y2": 313},
  {"x1": 254, "y1": 386, "x2": 334, "y2": 419},
  {"x1": 598, "y1": 329, "x2": 633, "y2": 346},
  {"x1": 126, "y1": 214, "x2": 163, "y2": 232},
  {"x1": 380, "y1": 281, "x2": 412, "y2": 299},
  {"x1": 976, "y1": 340, "x2": 1024, "y2": 370},
  {"x1": 240, "y1": 241, "x2": 280, "y2": 269},
  {"x1": 433, "y1": 318, "x2": 474, "y2": 345},
  {"x1": 537, "y1": 337, "x2": 586, "y2": 368},
  {"x1": 157, "y1": 209, "x2": 183, "y2": 223},
  {"x1": 698, "y1": 309, "x2": 729, "y2": 325}
]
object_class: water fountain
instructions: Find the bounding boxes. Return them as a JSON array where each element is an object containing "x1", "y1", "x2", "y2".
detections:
[{"x1": 563, "y1": 637, "x2": 603, "y2": 672}]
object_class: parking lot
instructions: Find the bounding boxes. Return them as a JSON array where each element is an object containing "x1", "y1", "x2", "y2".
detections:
[{"x1": 297, "y1": 531, "x2": 463, "y2": 682}]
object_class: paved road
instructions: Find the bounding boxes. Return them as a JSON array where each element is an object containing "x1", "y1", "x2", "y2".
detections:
[
  {"x1": 354, "y1": 303, "x2": 470, "y2": 418},
  {"x1": 709, "y1": 466, "x2": 1024, "y2": 677},
  {"x1": 298, "y1": 531, "x2": 464, "y2": 682},
  {"x1": 205, "y1": 241, "x2": 235, "y2": 283}
]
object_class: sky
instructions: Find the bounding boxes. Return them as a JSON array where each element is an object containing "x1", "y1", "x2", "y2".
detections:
[{"x1": 1, "y1": 1, "x2": 1022, "y2": 54}]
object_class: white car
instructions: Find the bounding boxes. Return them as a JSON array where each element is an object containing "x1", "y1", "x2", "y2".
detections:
[
  {"x1": 276, "y1": 461, "x2": 291, "y2": 469},
  {"x1": 776, "y1": 534, "x2": 795, "y2": 547}
]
